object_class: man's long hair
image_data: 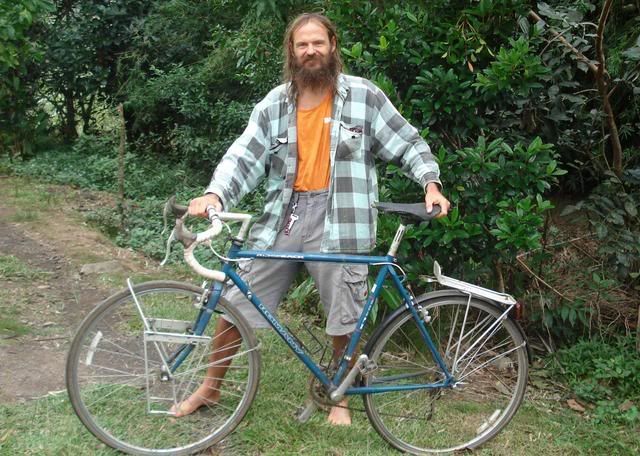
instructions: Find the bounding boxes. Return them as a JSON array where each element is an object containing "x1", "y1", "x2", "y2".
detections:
[{"x1": 283, "y1": 13, "x2": 343, "y2": 100}]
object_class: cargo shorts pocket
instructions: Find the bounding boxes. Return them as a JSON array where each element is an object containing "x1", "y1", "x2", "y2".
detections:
[{"x1": 340, "y1": 264, "x2": 368, "y2": 324}]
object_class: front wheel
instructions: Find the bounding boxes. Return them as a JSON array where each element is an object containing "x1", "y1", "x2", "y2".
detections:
[
  {"x1": 66, "y1": 280, "x2": 261, "y2": 455},
  {"x1": 363, "y1": 296, "x2": 528, "y2": 454}
]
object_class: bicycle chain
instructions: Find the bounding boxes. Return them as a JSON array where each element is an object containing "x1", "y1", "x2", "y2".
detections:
[
  {"x1": 307, "y1": 373, "x2": 367, "y2": 413},
  {"x1": 306, "y1": 373, "x2": 443, "y2": 418}
]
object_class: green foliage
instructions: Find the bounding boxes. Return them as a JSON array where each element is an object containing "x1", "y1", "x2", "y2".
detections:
[
  {"x1": 412, "y1": 67, "x2": 483, "y2": 141},
  {"x1": 554, "y1": 337, "x2": 640, "y2": 424},
  {"x1": 8, "y1": 137, "x2": 196, "y2": 198},
  {"x1": 5, "y1": 135, "x2": 208, "y2": 258},
  {"x1": 0, "y1": 0, "x2": 53, "y2": 69},
  {"x1": 38, "y1": 0, "x2": 152, "y2": 141},
  {"x1": 534, "y1": 1, "x2": 640, "y2": 192},
  {"x1": 395, "y1": 136, "x2": 565, "y2": 289},
  {"x1": 284, "y1": 275, "x2": 322, "y2": 320},
  {"x1": 535, "y1": 295, "x2": 593, "y2": 340},
  {"x1": 572, "y1": 168, "x2": 640, "y2": 285},
  {"x1": 475, "y1": 37, "x2": 550, "y2": 96},
  {"x1": 0, "y1": 0, "x2": 54, "y2": 158},
  {"x1": 121, "y1": 0, "x2": 290, "y2": 170},
  {"x1": 333, "y1": 0, "x2": 531, "y2": 145}
]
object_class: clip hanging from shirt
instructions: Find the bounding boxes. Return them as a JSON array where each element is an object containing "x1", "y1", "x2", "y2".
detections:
[{"x1": 284, "y1": 194, "x2": 300, "y2": 236}]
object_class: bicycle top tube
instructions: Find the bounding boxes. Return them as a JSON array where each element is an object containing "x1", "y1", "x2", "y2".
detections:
[{"x1": 231, "y1": 246, "x2": 395, "y2": 266}]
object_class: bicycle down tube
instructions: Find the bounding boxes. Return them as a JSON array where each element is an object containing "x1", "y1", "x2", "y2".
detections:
[{"x1": 179, "y1": 242, "x2": 456, "y2": 395}]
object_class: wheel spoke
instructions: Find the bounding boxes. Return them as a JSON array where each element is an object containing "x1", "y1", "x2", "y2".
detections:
[
  {"x1": 67, "y1": 283, "x2": 260, "y2": 454},
  {"x1": 364, "y1": 297, "x2": 528, "y2": 454}
]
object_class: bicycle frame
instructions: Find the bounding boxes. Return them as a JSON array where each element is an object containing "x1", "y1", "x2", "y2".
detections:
[{"x1": 175, "y1": 240, "x2": 456, "y2": 397}]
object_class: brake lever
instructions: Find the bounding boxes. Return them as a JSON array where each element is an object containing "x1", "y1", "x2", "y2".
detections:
[
  {"x1": 159, "y1": 227, "x2": 176, "y2": 266},
  {"x1": 160, "y1": 200, "x2": 192, "y2": 266}
]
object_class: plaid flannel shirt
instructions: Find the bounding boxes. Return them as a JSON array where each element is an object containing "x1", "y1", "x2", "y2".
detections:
[{"x1": 205, "y1": 74, "x2": 441, "y2": 253}]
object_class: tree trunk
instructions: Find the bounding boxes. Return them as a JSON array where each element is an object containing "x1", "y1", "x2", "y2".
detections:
[
  {"x1": 62, "y1": 89, "x2": 77, "y2": 143},
  {"x1": 495, "y1": 259, "x2": 505, "y2": 293},
  {"x1": 595, "y1": 0, "x2": 623, "y2": 178},
  {"x1": 80, "y1": 93, "x2": 95, "y2": 134}
]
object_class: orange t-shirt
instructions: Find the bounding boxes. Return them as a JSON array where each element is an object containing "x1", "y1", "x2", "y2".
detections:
[{"x1": 293, "y1": 93, "x2": 333, "y2": 191}]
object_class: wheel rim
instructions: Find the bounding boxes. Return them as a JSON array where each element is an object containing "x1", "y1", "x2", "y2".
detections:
[
  {"x1": 364, "y1": 298, "x2": 528, "y2": 454},
  {"x1": 67, "y1": 283, "x2": 259, "y2": 455}
]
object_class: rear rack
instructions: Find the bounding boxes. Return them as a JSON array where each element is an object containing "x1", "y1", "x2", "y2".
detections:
[{"x1": 425, "y1": 261, "x2": 517, "y2": 306}]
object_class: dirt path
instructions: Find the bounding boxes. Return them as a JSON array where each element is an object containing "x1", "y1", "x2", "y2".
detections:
[{"x1": 0, "y1": 177, "x2": 161, "y2": 403}]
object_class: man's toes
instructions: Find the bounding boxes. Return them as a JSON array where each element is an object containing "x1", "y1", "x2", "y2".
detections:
[{"x1": 327, "y1": 406, "x2": 351, "y2": 426}]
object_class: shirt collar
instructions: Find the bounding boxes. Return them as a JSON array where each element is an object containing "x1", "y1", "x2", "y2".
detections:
[{"x1": 336, "y1": 73, "x2": 349, "y2": 100}]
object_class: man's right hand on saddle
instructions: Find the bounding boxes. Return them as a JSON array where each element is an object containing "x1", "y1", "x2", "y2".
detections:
[{"x1": 188, "y1": 193, "x2": 223, "y2": 218}]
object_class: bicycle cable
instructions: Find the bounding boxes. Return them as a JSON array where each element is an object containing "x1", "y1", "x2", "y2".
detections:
[
  {"x1": 207, "y1": 220, "x2": 252, "y2": 263},
  {"x1": 371, "y1": 262, "x2": 408, "y2": 281}
]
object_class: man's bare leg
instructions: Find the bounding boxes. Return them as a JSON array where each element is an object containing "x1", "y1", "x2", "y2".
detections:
[
  {"x1": 327, "y1": 334, "x2": 352, "y2": 426},
  {"x1": 170, "y1": 317, "x2": 241, "y2": 417}
]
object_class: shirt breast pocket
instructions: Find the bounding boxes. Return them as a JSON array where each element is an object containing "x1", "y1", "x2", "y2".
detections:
[
  {"x1": 267, "y1": 137, "x2": 288, "y2": 179},
  {"x1": 336, "y1": 122, "x2": 364, "y2": 160}
]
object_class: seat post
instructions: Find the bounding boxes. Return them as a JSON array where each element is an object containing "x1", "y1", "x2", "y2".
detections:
[{"x1": 387, "y1": 224, "x2": 406, "y2": 257}]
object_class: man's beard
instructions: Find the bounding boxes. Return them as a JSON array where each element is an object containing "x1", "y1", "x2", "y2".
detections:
[{"x1": 292, "y1": 52, "x2": 339, "y2": 92}]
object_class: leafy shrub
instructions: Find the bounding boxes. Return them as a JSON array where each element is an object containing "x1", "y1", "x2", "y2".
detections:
[
  {"x1": 554, "y1": 337, "x2": 640, "y2": 424},
  {"x1": 378, "y1": 136, "x2": 564, "y2": 291},
  {"x1": 573, "y1": 168, "x2": 640, "y2": 285}
]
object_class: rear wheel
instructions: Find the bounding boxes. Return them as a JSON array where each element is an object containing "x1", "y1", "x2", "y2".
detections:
[
  {"x1": 66, "y1": 281, "x2": 260, "y2": 455},
  {"x1": 363, "y1": 296, "x2": 528, "y2": 454}
]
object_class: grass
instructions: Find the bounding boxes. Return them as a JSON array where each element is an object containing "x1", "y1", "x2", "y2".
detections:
[
  {"x1": 0, "y1": 255, "x2": 41, "y2": 280},
  {"x1": 6, "y1": 179, "x2": 64, "y2": 223},
  {"x1": 1, "y1": 326, "x2": 638, "y2": 455},
  {"x1": 0, "y1": 317, "x2": 31, "y2": 339}
]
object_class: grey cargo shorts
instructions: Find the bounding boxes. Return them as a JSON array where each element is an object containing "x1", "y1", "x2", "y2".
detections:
[{"x1": 221, "y1": 190, "x2": 368, "y2": 336}]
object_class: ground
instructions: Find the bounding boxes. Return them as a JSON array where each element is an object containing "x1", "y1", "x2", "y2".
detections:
[
  {"x1": 0, "y1": 176, "x2": 159, "y2": 403},
  {"x1": 1, "y1": 176, "x2": 638, "y2": 455}
]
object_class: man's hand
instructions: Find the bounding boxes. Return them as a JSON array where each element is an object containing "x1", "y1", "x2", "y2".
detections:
[
  {"x1": 425, "y1": 183, "x2": 450, "y2": 218},
  {"x1": 188, "y1": 193, "x2": 223, "y2": 217}
]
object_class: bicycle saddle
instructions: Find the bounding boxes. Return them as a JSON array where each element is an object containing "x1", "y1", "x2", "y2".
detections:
[{"x1": 375, "y1": 202, "x2": 441, "y2": 223}]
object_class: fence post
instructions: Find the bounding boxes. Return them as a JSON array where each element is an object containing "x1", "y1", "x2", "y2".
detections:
[{"x1": 117, "y1": 103, "x2": 126, "y2": 228}]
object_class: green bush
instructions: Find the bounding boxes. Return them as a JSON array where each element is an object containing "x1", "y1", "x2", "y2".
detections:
[
  {"x1": 574, "y1": 168, "x2": 640, "y2": 285},
  {"x1": 554, "y1": 337, "x2": 640, "y2": 425},
  {"x1": 378, "y1": 136, "x2": 565, "y2": 291}
]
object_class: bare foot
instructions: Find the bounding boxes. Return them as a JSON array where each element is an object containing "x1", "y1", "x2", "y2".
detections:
[
  {"x1": 327, "y1": 400, "x2": 351, "y2": 426},
  {"x1": 170, "y1": 386, "x2": 219, "y2": 417}
]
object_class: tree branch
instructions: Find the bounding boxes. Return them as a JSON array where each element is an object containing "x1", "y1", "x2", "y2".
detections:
[
  {"x1": 594, "y1": 0, "x2": 623, "y2": 177},
  {"x1": 530, "y1": 4, "x2": 623, "y2": 177},
  {"x1": 528, "y1": 10, "x2": 598, "y2": 74}
]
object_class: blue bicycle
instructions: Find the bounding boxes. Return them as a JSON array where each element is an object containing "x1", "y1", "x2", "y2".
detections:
[{"x1": 66, "y1": 200, "x2": 529, "y2": 455}]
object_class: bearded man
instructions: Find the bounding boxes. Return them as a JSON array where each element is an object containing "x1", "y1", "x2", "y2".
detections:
[{"x1": 173, "y1": 12, "x2": 450, "y2": 425}]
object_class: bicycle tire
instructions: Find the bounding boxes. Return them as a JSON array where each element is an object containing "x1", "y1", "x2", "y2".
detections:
[
  {"x1": 363, "y1": 295, "x2": 528, "y2": 454},
  {"x1": 66, "y1": 280, "x2": 261, "y2": 455}
]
